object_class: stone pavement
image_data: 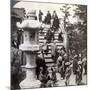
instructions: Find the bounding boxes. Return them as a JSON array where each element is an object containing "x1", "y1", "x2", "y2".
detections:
[{"x1": 54, "y1": 72, "x2": 87, "y2": 87}]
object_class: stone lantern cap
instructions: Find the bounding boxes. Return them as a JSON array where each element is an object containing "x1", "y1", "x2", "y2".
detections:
[
  {"x1": 16, "y1": 10, "x2": 42, "y2": 30},
  {"x1": 17, "y1": 20, "x2": 42, "y2": 30}
]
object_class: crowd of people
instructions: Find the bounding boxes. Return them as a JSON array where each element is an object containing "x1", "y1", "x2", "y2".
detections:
[
  {"x1": 36, "y1": 10, "x2": 87, "y2": 87},
  {"x1": 11, "y1": 9, "x2": 87, "y2": 89},
  {"x1": 36, "y1": 43, "x2": 87, "y2": 87},
  {"x1": 39, "y1": 10, "x2": 60, "y2": 32}
]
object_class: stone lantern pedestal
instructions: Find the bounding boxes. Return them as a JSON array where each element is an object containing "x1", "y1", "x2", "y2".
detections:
[{"x1": 17, "y1": 10, "x2": 42, "y2": 89}]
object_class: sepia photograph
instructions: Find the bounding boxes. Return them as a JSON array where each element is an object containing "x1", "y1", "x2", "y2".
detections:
[{"x1": 11, "y1": 0, "x2": 87, "y2": 89}]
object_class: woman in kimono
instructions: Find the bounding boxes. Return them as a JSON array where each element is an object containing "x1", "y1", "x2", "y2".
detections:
[
  {"x1": 76, "y1": 60, "x2": 82, "y2": 85},
  {"x1": 65, "y1": 62, "x2": 72, "y2": 86}
]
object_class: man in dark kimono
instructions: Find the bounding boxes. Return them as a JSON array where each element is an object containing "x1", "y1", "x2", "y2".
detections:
[
  {"x1": 46, "y1": 29, "x2": 54, "y2": 43},
  {"x1": 52, "y1": 15, "x2": 59, "y2": 32},
  {"x1": 38, "y1": 10, "x2": 43, "y2": 22},
  {"x1": 52, "y1": 11, "x2": 59, "y2": 32},
  {"x1": 46, "y1": 11, "x2": 51, "y2": 24}
]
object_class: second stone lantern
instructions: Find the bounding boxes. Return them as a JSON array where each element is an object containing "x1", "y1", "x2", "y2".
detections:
[{"x1": 17, "y1": 10, "x2": 42, "y2": 89}]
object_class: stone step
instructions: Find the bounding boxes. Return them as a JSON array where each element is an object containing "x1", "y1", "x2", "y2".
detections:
[
  {"x1": 39, "y1": 29, "x2": 60, "y2": 33},
  {"x1": 39, "y1": 32, "x2": 46, "y2": 35},
  {"x1": 44, "y1": 53, "x2": 51, "y2": 58},
  {"x1": 45, "y1": 58, "x2": 53, "y2": 63},
  {"x1": 39, "y1": 36, "x2": 59, "y2": 40},
  {"x1": 46, "y1": 63, "x2": 54, "y2": 67},
  {"x1": 38, "y1": 46, "x2": 63, "y2": 52},
  {"x1": 39, "y1": 31, "x2": 65, "y2": 37},
  {"x1": 39, "y1": 42, "x2": 64, "y2": 46},
  {"x1": 45, "y1": 56, "x2": 51, "y2": 59},
  {"x1": 39, "y1": 39, "x2": 63, "y2": 43},
  {"x1": 37, "y1": 46, "x2": 63, "y2": 54},
  {"x1": 38, "y1": 27, "x2": 65, "y2": 67},
  {"x1": 39, "y1": 30, "x2": 61, "y2": 34}
]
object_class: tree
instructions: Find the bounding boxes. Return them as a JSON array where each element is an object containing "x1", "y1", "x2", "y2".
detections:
[
  {"x1": 60, "y1": 4, "x2": 72, "y2": 61},
  {"x1": 73, "y1": 5, "x2": 87, "y2": 58},
  {"x1": 60, "y1": 4, "x2": 87, "y2": 60},
  {"x1": 60, "y1": 4, "x2": 71, "y2": 31}
]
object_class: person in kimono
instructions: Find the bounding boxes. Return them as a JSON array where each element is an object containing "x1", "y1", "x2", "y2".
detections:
[
  {"x1": 50, "y1": 67, "x2": 57, "y2": 85},
  {"x1": 52, "y1": 11, "x2": 59, "y2": 32},
  {"x1": 65, "y1": 62, "x2": 72, "y2": 86},
  {"x1": 56, "y1": 53, "x2": 63, "y2": 74},
  {"x1": 38, "y1": 10, "x2": 43, "y2": 22},
  {"x1": 76, "y1": 60, "x2": 82, "y2": 85},
  {"x1": 46, "y1": 28, "x2": 54, "y2": 43},
  {"x1": 46, "y1": 11, "x2": 51, "y2": 24},
  {"x1": 51, "y1": 42, "x2": 58, "y2": 64}
]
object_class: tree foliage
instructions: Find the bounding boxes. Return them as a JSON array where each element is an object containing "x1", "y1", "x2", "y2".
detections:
[{"x1": 60, "y1": 4, "x2": 87, "y2": 58}]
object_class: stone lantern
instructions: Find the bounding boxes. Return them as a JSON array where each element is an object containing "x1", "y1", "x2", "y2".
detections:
[{"x1": 17, "y1": 10, "x2": 42, "y2": 89}]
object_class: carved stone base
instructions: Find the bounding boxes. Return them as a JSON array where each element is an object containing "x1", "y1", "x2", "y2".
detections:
[{"x1": 20, "y1": 78, "x2": 41, "y2": 89}]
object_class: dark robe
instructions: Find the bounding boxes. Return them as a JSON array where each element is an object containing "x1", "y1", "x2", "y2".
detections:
[
  {"x1": 36, "y1": 56, "x2": 47, "y2": 79},
  {"x1": 52, "y1": 17, "x2": 59, "y2": 31},
  {"x1": 46, "y1": 29, "x2": 54, "y2": 43},
  {"x1": 46, "y1": 13, "x2": 51, "y2": 24}
]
